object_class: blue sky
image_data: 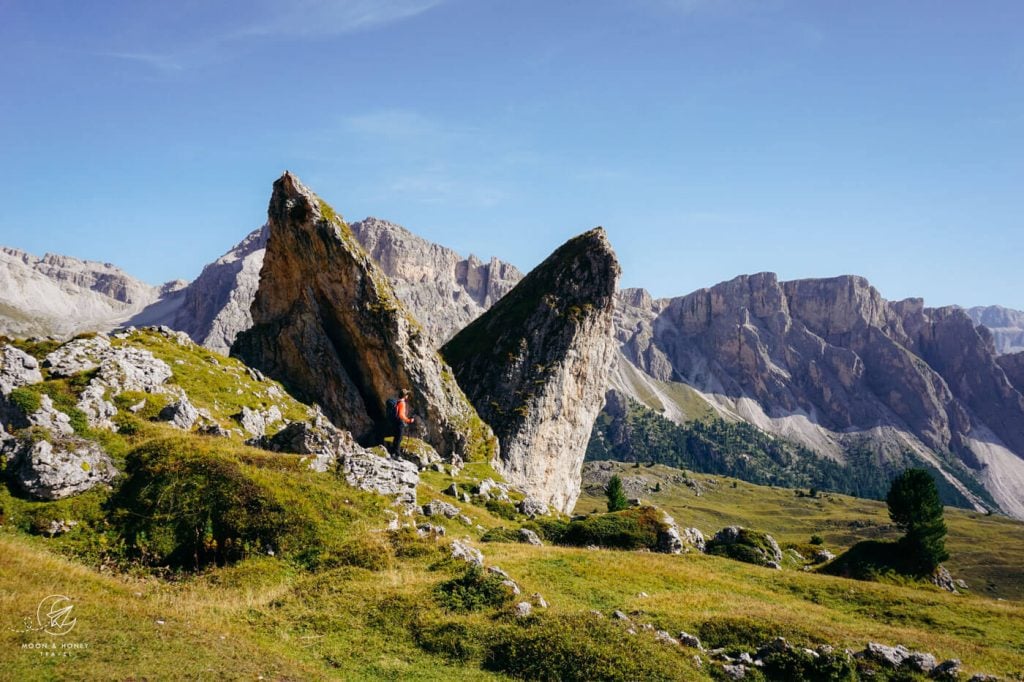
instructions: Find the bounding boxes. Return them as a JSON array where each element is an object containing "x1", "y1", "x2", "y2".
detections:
[{"x1": 1, "y1": 1, "x2": 1021, "y2": 308}]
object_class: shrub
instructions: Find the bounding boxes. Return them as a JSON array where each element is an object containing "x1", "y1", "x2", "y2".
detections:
[
  {"x1": 109, "y1": 438, "x2": 303, "y2": 569},
  {"x1": 557, "y1": 507, "x2": 660, "y2": 550},
  {"x1": 761, "y1": 647, "x2": 857, "y2": 682},
  {"x1": 481, "y1": 527, "x2": 521, "y2": 543},
  {"x1": 8, "y1": 387, "x2": 41, "y2": 415},
  {"x1": 810, "y1": 534, "x2": 824, "y2": 545},
  {"x1": 484, "y1": 498, "x2": 519, "y2": 520},
  {"x1": 697, "y1": 616, "x2": 819, "y2": 651},
  {"x1": 413, "y1": 620, "x2": 485, "y2": 663},
  {"x1": 483, "y1": 613, "x2": 694, "y2": 681},
  {"x1": 320, "y1": 533, "x2": 394, "y2": 571},
  {"x1": 606, "y1": 474, "x2": 628, "y2": 512},
  {"x1": 389, "y1": 527, "x2": 437, "y2": 557},
  {"x1": 435, "y1": 566, "x2": 516, "y2": 613}
]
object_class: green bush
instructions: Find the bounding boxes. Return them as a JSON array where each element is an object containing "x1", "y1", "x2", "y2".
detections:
[
  {"x1": 760, "y1": 647, "x2": 857, "y2": 682},
  {"x1": 557, "y1": 507, "x2": 661, "y2": 550},
  {"x1": 389, "y1": 527, "x2": 437, "y2": 558},
  {"x1": 484, "y1": 498, "x2": 519, "y2": 520},
  {"x1": 698, "y1": 616, "x2": 783, "y2": 650},
  {"x1": 8, "y1": 387, "x2": 41, "y2": 415},
  {"x1": 413, "y1": 620, "x2": 485, "y2": 663},
  {"x1": 810, "y1": 534, "x2": 824, "y2": 545},
  {"x1": 483, "y1": 613, "x2": 695, "y2": 681},
  {"x1": 109, "y1": 438, "x2": 304, "y2": 569},
  {"x1": 481, "y1": 527, "x2": 521, "y2": 543},
  {"x1": 435, "y1": 566, "x2": 516, "y2": 613}
]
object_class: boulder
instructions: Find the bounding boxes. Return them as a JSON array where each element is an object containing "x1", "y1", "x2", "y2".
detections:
[
  {"x1": 931, "y1": 565, "x2": 958, "y2": 593},
  {"x1": 656, "y1": 512, "x2": 684, "y2": 554},
  {"x1": 655, "y1": 631, "x2": 679, "y2": 646},
  {"x1": 811, "y1": 549, "x2": 836, "y2": 563},
  {"x1": 518, "y1": 528, "x2": 543, "y2": 546},
  {"x1": 442, "y1": 228, "x2": 620, "y2": 512},
  {"x1": 931, "y1": 659, "x2": 962, "y2": 680},
  {"x1": 76, "y1": 384, "x2": 118, "y2": 431},
  {"x1": 706, "y1": 526, "x2": 783, "y2": 567},
  {"x1": 513, "y1": 602, "x2": 533, "y2": 618},
  {"x1": 231, "y1": 172, "x2": 495, "y2": 462},
  {"x1": 679, "y1": 632, "x2": 703, "y2": 650},
  {"x1": 531, "y1": 593, "x2": 548, "y2": 608},
  {"x1": 159, "y1": 397, "x2": 200, "y2": 430},
  {"x1": 26, "y1": 394, "x2": 75, "y2": 436},
  {"x1": 4, "y1": 435, "x2": 117, "y2": 500},
  {"x1": 0, "y1": 345, "x2": 43, "y2": 395},
  {"x1": 235, "y1": 405, "x2": 283, "y2": 437},
  {"x1": 518, "y1": 496, "x2": 549, "y2": 517},
  {"x1": 43, "y1": 335, "x2": 112, "y2": 377},
  {"x1": 681, "y1": 527, "x2": 707, "y2": 553},
  {"x1": 450, "y1": 539, "x2": 484, "y2": 566},
  {"x1": 864, "y1": 642, "x2": 911, "y2": 669},
  {"x1": 341, "y1": 452, "x2": 419, "y2": 506}
]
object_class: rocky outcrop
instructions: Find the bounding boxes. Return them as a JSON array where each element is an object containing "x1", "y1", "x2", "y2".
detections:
[
  {"x1": 706, "y1": 526, "x2": 783, "y2": 568},
  {"x1": 966, "y1": 305, "x2": 1024, "y2": 355},
  {"x1": 442, "y1": 228, "x2": 620, "y2": 512},
  {"x1": 232, "y1": 172, "x2": 496, "y2": 462},
  {"x1": 3, "y1": 434, "x2": 117, "y2": 500}
]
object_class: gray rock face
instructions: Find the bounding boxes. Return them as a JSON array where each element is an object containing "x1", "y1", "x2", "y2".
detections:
[
  {"x1": 610, "y1": 273, "x2": 1024, "y2": 519},
  {"x1": 25, "y1": 394, "x2": 75, "y2": 436},
  {"x1": 232, "y1": 172, "x2": 495, "y2": 462},
  {"x1": 966, "y1": 305, "x2": 1024, "y2": 355},
  {"x1": 0, "y1": 345, "x2": 43, "y2": 395},
  {"x1": 442, "y1": 228, "x2": 621, "y2": 512},
  {"x1": 864, "y1": 642, "x2": 911, "y2": 669},
  {"x1": 3, "y1": 435, "x2": 117, "y2": 500},
  {"x1": 76, "y1": 383, "x2": 118, "y2": 431},
  {"x1": 44, "y1": 335, "x2": 113, "y2": 377},
  {"x1": 422, "y1": 499, "x2": 460, "y2": 518},
  {"x1": 681, "y1": 527, "x2": 707, "y2": 553},
  {"x1": 350, "y1": 217, "x2": 523, "y2": 348},
  {"x1": 139, "y1": 226, "x2": 269, "y2": 354},
  {"x1": 341, "y1": 452, "x2": 419, "y2": 506},
  {"x1": 518, "y1": 496, "x2": 549, "y2": 517}
]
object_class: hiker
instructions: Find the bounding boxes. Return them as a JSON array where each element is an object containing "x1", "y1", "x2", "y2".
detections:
[{"x1": 387, "y1": 388, "x2": 415, "y2": 457}]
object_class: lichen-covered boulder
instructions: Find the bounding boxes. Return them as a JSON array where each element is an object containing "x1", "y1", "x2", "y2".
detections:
[
  {"x1": 159, "y1": 397, "x2": 200, "y2": 430},
  {"x1": 341, "y1": 452, "x2": 419, "y2": 505},
  {"x1": 0, "y1": 345, "x2": 43, "y2": 395},
  {"x1": 3, "y1": 434, "x2": 117, "y2": 500}
]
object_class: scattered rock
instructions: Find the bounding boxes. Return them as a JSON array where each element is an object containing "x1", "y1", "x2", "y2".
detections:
[
  {"x1": 341, "y1": 453, "x2": 419, "y2": 506},
  {"x1": 450, "y1": 540, "x2": 484, "y2": 566},
  {"x1": 955, "y1": 579, "x2": 969, "y2": 590},
  {"x1": 443, "y1": 483, "x2": 459, "y2": 498},
  {"x1": 532, "y1": 593, "x2": 548, "y2": 608},
  {"x1": 422, "y1": 499, "x2": 460, "y2": 519},
  {"x1": 655, "y1": 630, "x2": 679, "y2": 646},
  {"x1": 75, "y1": 384, "x2": 118, "y2": 431},
  {"x1": 722, "y1": 664, "x2": 749, "y2": 680},
  {"x1": 905, "y1": 651, "x2": 938, "y2": 673},
  {"x1": 811, "y1": 549, "x2": 836, "y2": 563},
  {"x1": 680, "y1": 527, "x2": 706, "y2": 552},
  {"x1": 679, "y1": 632, "x2": 703, "y2": 650},
  {"x1": 457, "y1": 514, "x2": 472, "y2": 526},
  {"x1": 931, "y1": 659, "x2": 962, "y2": 680},
  {"x1": 612, "y1": 610, "x2": 630, "y2": 621},
  {"x1": 501, "y1": 579, "x2": 522, "y2": 595},
  {"x1": 864, "y1": 642, "x2": 911, "y2": 669},
  {"x1": 707, "y1": 526, "x2": 783, "y2": 567},
  {"x1": 931, "y1": 565, "x2": 959, "y2": 593},
  {"x1": 43, "y1": 335, "x2": 112, "y2": 377},
  {"x1": 235, "y1": 405, "x2": 283, "y2": 437},
  {"x1": 44, "y1": 519, "x2": 78, "y2": 536},
  {"x1": 416, "y1": 523, "x2": 445, "y2": 538},
  {"x1": 24, "y1": 394, "x2": 75, "y2": 436},
  {"x1": 487, "y1": 566, "x2": 511, "y2": 579},
  {"x1": 197, "y1": 423, "x2": 231, "y2": 438},
  {"x1": 0, "y1": 345, "x2": 43, "y2": 395},
  {"x1": 513, "y1": 602, "x2": 532, "y2": 618},
  {"x1": 518, "y1": 528, "x2": 543, "y2": 546}
]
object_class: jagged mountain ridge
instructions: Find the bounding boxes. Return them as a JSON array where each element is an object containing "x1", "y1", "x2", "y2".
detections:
[
  {"x1": 0, "y1": 246, "x2": 185, "y2": 338},
  {"x1": 4, "y1": 216, "x2": 1024, "y2": 518}
]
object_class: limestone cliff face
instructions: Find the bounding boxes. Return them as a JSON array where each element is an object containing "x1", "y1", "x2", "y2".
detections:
[
  {"x1": 998, "y1": 352, "x2": 1024, "y2": 395},
  {"x1": 442, "y1": 228, "x2": 620, "y2": 512},
  {"x1": 611, "y1": 273, "x2": 1024, "y2": 517},
  {"x1": 231, "y1": 172, "x2": 495, "y2": 461},
  {"x1": 350, "y1": 217, "x2": 522, "y2": 347}
]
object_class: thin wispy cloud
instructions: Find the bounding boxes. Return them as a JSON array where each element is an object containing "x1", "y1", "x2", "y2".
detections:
[{"x1": 95, "y1": 0, "x2": 445, "y2": 72}]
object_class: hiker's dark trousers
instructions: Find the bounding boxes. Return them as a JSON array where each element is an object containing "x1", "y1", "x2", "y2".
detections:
[{"x1": 392, "y1": 420, "x2": 406, "y2": 455}]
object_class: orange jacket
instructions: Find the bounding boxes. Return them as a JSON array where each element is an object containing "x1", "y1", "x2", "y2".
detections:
[{"x1": 397, "y1": 398, "x2": 413, "y2": 424}]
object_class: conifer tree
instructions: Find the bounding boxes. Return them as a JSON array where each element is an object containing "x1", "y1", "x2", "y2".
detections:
[
  {"x1": 606, "y1": 474, "x2": 628, "y2": 512},
  {"x1": 886, "y1": 468, "x2": 949, "y2": 573}
]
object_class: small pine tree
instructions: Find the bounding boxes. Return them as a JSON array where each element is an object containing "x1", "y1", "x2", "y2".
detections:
[
  {"x1": 886, "y1": 468, "x2": 949, "y2": 573},
  {"x1": 653, "y1": 482, "x2": 661, "y2": 493},
  {"x1": 606, "y1": 475, "x2": 628, "y2": 512}
]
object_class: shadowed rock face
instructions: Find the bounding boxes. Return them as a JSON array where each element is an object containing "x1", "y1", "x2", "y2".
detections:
[
  {"x1": 442, "y1": 228, "x2": 620, "y2": 512},
  {"x1": 232, "y1": 172, "x2": 495, "y2": 461},
  {"x1": 998, "y1": 352, "x2": 1024, "y2": 395}
]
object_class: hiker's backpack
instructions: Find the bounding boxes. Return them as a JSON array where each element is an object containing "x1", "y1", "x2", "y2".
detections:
[{"x1": 385, "y1": 397, "x2": 399, "y2": 422}]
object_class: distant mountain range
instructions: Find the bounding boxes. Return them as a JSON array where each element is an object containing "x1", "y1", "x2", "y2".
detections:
[{"x1": 4, "y1": 219, "x2": 1024, "y2": 519}]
